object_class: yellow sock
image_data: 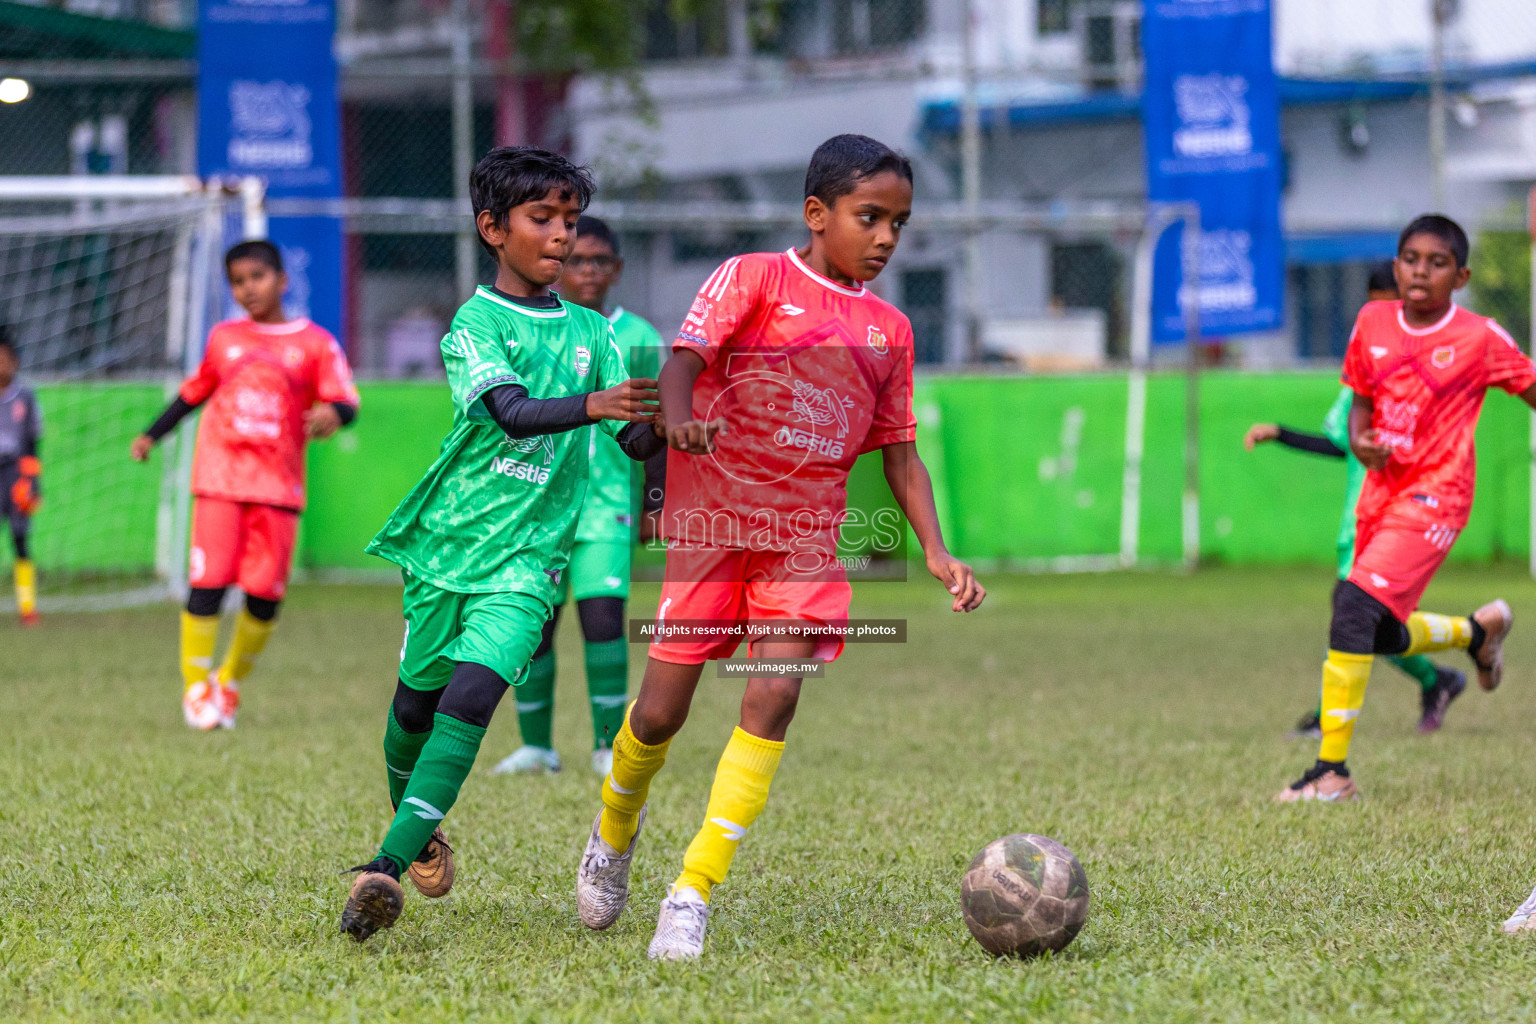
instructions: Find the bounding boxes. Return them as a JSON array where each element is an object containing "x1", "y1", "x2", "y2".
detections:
[
  {"x1": 180, "y1": 611, "x2": 220, "y2": 692},
  {"x1": 1318, "y1": 650, "x2": 1373, "y2": 763},
  {"x1": 674, "y1": 727, "x2": 785, "y2": 903},
  {"x1": 599, "y1": 703, "x2": 672, "y2": 851},
  {"x1": 218, "y1": 610, "x2": 276, "y2": 685},
  {"x1": 1403, "y1": 612, "x2": 1474, "y2": 655},
  {"x1": 14, "y1": 559, "x2": 36, "y2": 616}
]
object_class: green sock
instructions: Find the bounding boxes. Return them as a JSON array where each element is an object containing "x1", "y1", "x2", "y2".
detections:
[
  {"x1": 377, "y1": 713, "x2": 485, "y2": 872},
  {"x1": 515, "y1": 651, "x2": 556, "y2": 750},
  {"x1": 384, "y1": 705, "x2": 434, "y2": 809},
  {"x1": 585, "y1": 638, "x2": 629, "y2": 750},
  {"x1": 1389, "y1": 653, "x2": 1440, "y2": 692}
]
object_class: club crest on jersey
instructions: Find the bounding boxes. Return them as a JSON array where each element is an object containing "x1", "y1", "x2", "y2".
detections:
[
  {"x1": 791, "y1": 381, "x2": 854, "y2": 438},
  {"x1": 866, "y1": 325, "x2": 889, "y2": 355},
  {"x1": 575, "y1": 346, "x2": 592, "y2": 376},
  {"x1": 1432, "y1": 346, "x2": 1455, "y2": 368}
]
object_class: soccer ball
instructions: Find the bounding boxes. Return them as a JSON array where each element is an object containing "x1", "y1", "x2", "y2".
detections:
[{"x1": 960, "y1": 833, "x2": 1089, "y2": 957}]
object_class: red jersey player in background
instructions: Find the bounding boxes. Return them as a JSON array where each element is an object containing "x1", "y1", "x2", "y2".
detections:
[
  {"x1": 575, "y1": 134, "x2": 985, "y2": 961},
  {"x1": 131, "y1": 240, "x2": 360, "y2": 731},
  {"x1": 1276, "y1": 215, "x2": 1531, "y2": 804}
]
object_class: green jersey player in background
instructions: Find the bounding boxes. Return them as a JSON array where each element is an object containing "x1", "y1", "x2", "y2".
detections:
[
  {"x1": 1244, "y1": 262, "x2": 1465, "y2": 738},
  {"x1": 493, "y1": 215, "x2": 666, "y2": 778},
  {"x1": 338, "y1": 147, "x2": 665, "y2": 943}
]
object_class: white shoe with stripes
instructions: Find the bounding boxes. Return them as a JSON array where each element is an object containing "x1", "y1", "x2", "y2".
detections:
[
  {"x1": 1502, "y1": 884, "x2": 1536, "y2": 934},
  {"x1": 490, "y1": 745, "x2": 561, "y2": 775},
  {"x1": 576, "y1": 804, "x2": 646, "y2": 930},
  {"x1": 647, "y1": 884, "x2": 709, "y2": 961}
]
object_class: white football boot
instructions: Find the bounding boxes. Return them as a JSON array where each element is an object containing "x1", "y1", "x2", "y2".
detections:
[
  {"x1": 591, "y1": 747, "x2": 614, "y2": 777},
  {"x1": 181, "y1": 678, "x2": 222, "y2": 731},
  {"x1": 647, "y1": 884, "x2": 709, "y2": 961},
  {"x1": 1502, "y1": 884, "x2": 1536, "y2": 934},
  {"x1": 576, "y1": 804, "x2": 646, "y2": 930},
  {"x1": 490, "y1": 745, "x2": 562, "y2": 775}
]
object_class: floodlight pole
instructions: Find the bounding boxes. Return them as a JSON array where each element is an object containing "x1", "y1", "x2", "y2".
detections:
[
  {"x1": 451, "y1": 0, "x2": 477, "y2": 301},
  {"x1": 1181, "y1": 206, "x2": 1202, "y2": 571},
  {"x1": 1429, "y1": 0, "x2": 1453, "y2": 210},
  {"x1": 958, "y1": 0, "x2": 983, "y2": 364}
]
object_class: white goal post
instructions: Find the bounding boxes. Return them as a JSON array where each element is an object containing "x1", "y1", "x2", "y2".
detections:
[{"x1": 0, "y1": 175, "x2": 264, "y2": 610}]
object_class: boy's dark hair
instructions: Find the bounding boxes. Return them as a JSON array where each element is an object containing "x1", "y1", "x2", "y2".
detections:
[
  {"x1": 1398, "y1": 214, "x2": 1469, "y2": 268},
  {"x1": 225, "y1": 239, "x2": 284, "y2": 274},
  {"x1": 0, "y1": 323, "x2": 15, "y2": 357},
  {"x1": 470, "y1": 146, "x2": 596, "y2": 258},
  {"x1": 804, "y1": 134, "x2": 914, "y2": 207},
  {"x1": 576, "y1": 215, "x2": 619, "y2": 257},
  {"x1": 1366, "y1": 260, "x2": 1397, "y2": 295}
]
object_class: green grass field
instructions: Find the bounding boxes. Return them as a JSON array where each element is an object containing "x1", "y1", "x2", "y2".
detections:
[{"x1": 5, "y1": 566, "x2": 1536, "y2": 1022}]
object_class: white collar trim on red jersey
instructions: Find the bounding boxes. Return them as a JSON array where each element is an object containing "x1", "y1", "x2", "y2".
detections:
[
  {"x1": 785, "y1": 248, "x2": 867, "y2": 298},
  {"x1": 243, "y1": 318, "x2": 311, "y2": 335},
  {"x1": 476, "y1": 286, "x2": 569, "y2": 319},
  {"x1": 1397, "y1": 302, "x2": 1459, "y2": 336}
]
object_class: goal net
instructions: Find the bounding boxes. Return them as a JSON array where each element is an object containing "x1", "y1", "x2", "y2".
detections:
[{"x1": 0, "y1": 179, "x2": 236, "y2": 610}]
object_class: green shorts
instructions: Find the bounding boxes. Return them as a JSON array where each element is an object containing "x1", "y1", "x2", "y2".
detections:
[
  {"x1": 555, "y1": 540, "x2": 632, "y2": 603},
  {"x1": 397, "y1": 571, "x2": 550, "y2": 692}
]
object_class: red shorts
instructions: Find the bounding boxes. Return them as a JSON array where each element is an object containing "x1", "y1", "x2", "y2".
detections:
[
  {"x1": 1347, "y1": 514, "x2": 1460, "y2": 623},
  {"x1": 189, "y1": 497, "x2": 300, "y2": 600},
  {"x1": 648, "y1": 546, "x2": 852, "y2": 665}
]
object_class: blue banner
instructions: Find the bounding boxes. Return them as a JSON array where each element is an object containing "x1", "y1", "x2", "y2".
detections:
[
  {"x1": 1144, "y1": 0, "x2": 1283, "y2": 343},
  {"x1": 197, "y1": 0, "x2": 344, "y2": 340}
]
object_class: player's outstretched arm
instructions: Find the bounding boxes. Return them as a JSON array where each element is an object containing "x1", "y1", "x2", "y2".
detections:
[
  {"x1": 658, "y1": 350, "x2": 724, "y2": 454},
  {"x1": 881, "y1": 440, "x2": 984, "y2": 613},
  {"x1": 131, "y1": 395, "x2": 202, "y2": 462},
  {"x1": 586, "y1": 378, "x2": 659, "y2": 423},
  {"x1": 1246, "y1": 422, "x2": 1345, "y2": 458}
]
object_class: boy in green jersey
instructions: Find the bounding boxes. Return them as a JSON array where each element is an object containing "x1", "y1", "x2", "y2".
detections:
[
  {"x1": 1244, "y1": 262, "x2": 1465, "y2": 738},
  {"x1": 339, "y1": 148, "x2": 665, "y2": 942},
  {"x1": 492, "y1": 215, "x2": 666, "y2": 778}
]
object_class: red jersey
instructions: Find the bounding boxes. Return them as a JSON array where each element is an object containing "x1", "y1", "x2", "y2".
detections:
[
  {"x1": 181, "y1": 318, "x2": 360, "y2": 511},
  {"x1": 1342, "y1": 300, "x2": 1536, "y2": 530},
  {"x1": 664, "y1": 249, "x2": 917, "y2": 555}
]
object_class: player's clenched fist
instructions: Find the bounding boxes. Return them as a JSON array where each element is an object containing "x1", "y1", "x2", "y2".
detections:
[
  {"x1": 927, "y1": 550, "x2": 985, "y2": 613},
  {"x1": 130, "y1": 434, "x2": 154, "y2": 462},
  {"x1": 667, "y1": 417, "x2": 726, "y2": 455},
  {"x1": 304, "y1": 404, "x2": 343, "y2": 439},
  {"x1": 1350, "y1": 428, "x2": 1392, "y2": 471},
  {"x1": 586, "y1": 377, "x2": 658, "y2": 422}
]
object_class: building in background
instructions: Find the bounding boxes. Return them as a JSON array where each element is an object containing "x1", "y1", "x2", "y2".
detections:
[{"x1": 2, "y1": 0, "x2": 1535, "y2": 369}]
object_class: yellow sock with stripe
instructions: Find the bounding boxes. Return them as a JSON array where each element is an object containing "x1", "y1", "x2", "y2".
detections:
[
  {"x1": 180, "y1": 611, "x2": 220, "y2": 691},
  {"x1": 1403, "y1": 612, "x2": 1474, "y2": 655},
  {"x1": 14, "y1": 559, "x2": 36, "y2": 617},
  {"x1": 674, "y1": 727, "x2": 785, "y2": 903},
  {"x1": 598, "y1": 703, "x2": 671, "y2": 851},
  {"x1": 1317, "y1": 651, "x2": 1373, "y2": 764},
  {"x1": 218, "y1": 610, "x2": 276, "y2": 685}
]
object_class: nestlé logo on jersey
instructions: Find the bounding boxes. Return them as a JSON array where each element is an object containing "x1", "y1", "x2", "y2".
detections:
[
  {"x1": 773, "y1": 381, "x2": 856, "y2": 458},
  {"x1": 491, "y1": 434, "x2": 554, "y2": 485}
]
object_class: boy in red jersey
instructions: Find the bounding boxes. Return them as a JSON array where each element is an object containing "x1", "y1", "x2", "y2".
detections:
[
  {"x1": 574, "y1": 135, "x2": 985, "y2": 959},
  {"x1": 1276, "y1": 215, "x2": 1532, "y2": 803},
  {"x1": 131, "y1": 240, "x2": 359, "y2": 731}
]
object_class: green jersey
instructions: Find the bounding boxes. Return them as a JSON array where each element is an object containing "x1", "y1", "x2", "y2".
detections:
[
  {"x1": 576, "y1": 307, "x2": 663, "y2": 544},
  {"x1": 367, "y1": 287, "x2": 629, "y2": 598},
  {"x1": 1322, "y1": 386, "x2": 1365, "y2": 580}
]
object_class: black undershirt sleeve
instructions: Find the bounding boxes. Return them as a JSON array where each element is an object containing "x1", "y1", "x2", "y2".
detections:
[
  {"x1": 143, "y1": 396, "x2": 201, "y2": 441},
  {"x1": 641, "y1": 448, "x2": 666, "y2": 513},
  {"x1": 616, "y1": 421, "x2": 666, "y2": 462},
  {"x1": 333, "y1": 401, "x2": 358, "y2": 427},
  {"x1": 1276, "y1": 426, "x2": 1345, "y2": 459},
  {"x1": 479, "y1": 383, "x2": 593, "y2": 439}
]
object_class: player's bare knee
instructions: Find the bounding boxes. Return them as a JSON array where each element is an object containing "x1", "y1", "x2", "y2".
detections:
[{"x1": 741, "y1": 676, "x2": 801, "y2": 738}]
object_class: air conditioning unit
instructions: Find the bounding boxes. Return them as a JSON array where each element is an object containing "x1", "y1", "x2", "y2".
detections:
[{"x1": 1075, "y1": 0, "x2": 1141, "y2": 92}]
